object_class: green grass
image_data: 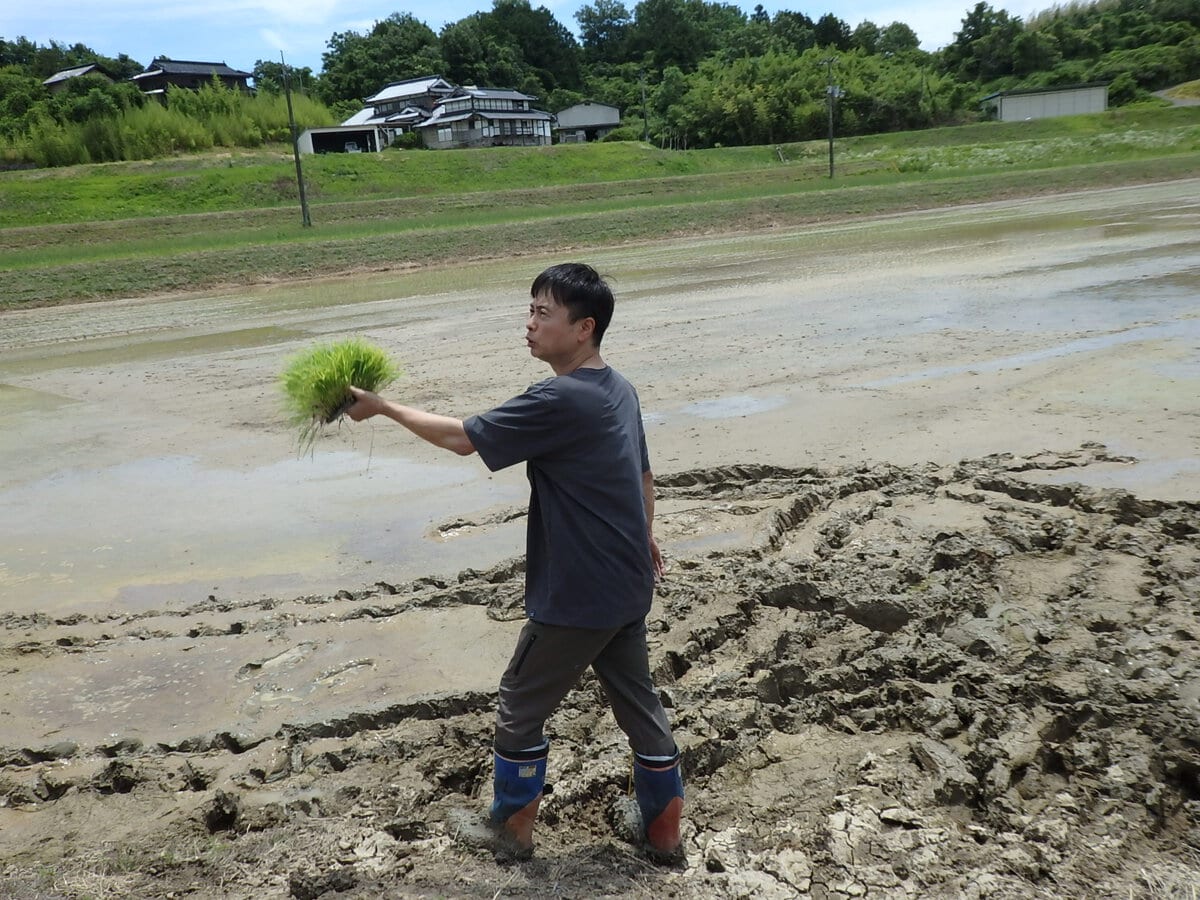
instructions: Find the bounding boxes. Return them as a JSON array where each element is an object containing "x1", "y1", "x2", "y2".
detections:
[
  {"x1": 280, "y1": 339, "x2": 402, "y2": 452},
  {"x1": 1163, "y1": 79, "x2": 1200, "y2": 100},
  {"x1": 0, "y1": 105, "x2": 1197, "y2": 309}
]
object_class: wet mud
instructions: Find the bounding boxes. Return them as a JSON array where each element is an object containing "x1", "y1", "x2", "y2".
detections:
[{"x1": 2, "y1": 446, "x2": 1198, "y2": 898}]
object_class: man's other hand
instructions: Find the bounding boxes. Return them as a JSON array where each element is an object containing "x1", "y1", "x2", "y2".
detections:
[{"x1": 649, "y1": 535, "x2": 665, "y2": 581}]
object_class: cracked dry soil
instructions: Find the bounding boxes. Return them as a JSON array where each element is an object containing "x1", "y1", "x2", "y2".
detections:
[{"x1": 2, "y1": 446, "x2": 1198, "y2": 899}]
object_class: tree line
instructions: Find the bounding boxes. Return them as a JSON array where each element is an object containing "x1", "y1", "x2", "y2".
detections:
[{"x1": 2, "y1": 0, "x2": 1198, "y2": 166}]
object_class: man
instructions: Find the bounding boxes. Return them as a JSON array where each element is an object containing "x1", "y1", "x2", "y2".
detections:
[{"x1": 345, "y1": 262, "x2": 684, "y2": 859}]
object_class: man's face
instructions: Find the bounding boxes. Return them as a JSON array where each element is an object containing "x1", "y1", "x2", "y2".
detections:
[{"x1": 525, "y1": 290, "x2": 591, "y2": 364}]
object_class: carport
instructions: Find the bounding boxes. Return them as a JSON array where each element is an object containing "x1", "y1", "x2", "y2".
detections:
[{"x1": 298, "y1": 126, "x2": 385, "y2": 154}]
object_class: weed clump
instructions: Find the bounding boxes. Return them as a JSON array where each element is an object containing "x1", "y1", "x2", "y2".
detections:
[{"x1": 280, "y1": 338, "x2": 401, "y2": 451}]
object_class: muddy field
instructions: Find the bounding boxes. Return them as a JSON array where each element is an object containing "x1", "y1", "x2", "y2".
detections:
[
  {"x1": 2, "y1": 448, "x2": 1199, "y2": 898},
  {"x1": 1, "y1": 182, "x2": 1199, "y2": 897}
]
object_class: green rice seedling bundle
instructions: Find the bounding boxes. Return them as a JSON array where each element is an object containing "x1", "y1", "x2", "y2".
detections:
[{"x1": 280, "y1": 338, "x2": 401, "y2": 450}]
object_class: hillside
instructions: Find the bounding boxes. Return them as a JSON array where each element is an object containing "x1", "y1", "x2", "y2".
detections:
[{"x1": 2, "y1": 105, "x2": 1198, "y2": 310}]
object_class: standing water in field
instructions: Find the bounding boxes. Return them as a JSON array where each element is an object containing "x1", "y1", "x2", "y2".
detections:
[{"x1": 1, "y1": 182, "x2": 1197, "y2": 617}]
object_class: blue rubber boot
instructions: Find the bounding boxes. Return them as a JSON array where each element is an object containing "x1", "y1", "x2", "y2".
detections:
[
  {"x1": 490, "y1": 741, "x2": 548, "y2": 855},
  {"x1": 633, "y1": 749, "x2": 685, "y2": 857}
]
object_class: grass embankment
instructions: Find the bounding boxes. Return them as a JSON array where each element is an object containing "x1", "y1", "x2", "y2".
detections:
[
  {"x1": 1163, "y1": 79, "x2": 1200, "y2": 100},
  {"x1": 1, "y1": 105, "x2": 1197, "y2": 309}
]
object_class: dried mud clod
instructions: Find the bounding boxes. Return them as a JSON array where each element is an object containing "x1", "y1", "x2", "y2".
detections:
[{"x1": 2, "y1": 446, "x2": 1200, "y2": 899}]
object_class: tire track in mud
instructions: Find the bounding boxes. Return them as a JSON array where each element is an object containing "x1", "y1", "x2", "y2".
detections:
[{"x1": 2, "y1": 445, "x2": 1199, "y2": 899}]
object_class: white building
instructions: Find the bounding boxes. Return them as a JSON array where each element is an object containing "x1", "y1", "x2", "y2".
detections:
[
  {"x1": 980, "y1": 83, "x2": 1108, "y2": 122},
  {"x1": 554, "y1": 101, "x2": 621, "y2": 143}
]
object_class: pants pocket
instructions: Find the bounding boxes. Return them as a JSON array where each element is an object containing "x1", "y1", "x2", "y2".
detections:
[{"x1": 512, "y1": 632, "x2": 538, "y2": 677}]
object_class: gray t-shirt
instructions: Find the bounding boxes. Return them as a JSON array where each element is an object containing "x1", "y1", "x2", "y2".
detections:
[{"x1": 463, "y1": 366, "x2": 654, "y2": 629}]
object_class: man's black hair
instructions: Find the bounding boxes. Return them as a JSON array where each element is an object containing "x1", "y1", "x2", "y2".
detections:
[{"x1": 531, "y1": 263, "x2": 615, "y2": 348}]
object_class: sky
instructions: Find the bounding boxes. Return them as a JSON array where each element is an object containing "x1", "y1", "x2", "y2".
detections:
[{"x1": 5, "y1": 0, "x2": 1049, "y2": 77}]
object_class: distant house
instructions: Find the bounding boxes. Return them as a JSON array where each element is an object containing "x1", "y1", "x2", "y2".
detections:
[
  {"x1": 415, "y1": 86, "x2": 553, "y2": 149},
  {"x1": 554, "y1": 101, "x2": 621, "y2": 143},
  {"x1": 315, "y1": 75, "x2": 553, "y2": 153},
  {"x1": 341, "y1": 75, "x2": 458, "y2": 141},
  {"x1": 131, "y1": 58, "x2": 253, "y2": 97},
  {"x1": 42, "y1": 64, "x2": 114, "y2": 94},
  {"x1": 980, "y1": 83, "x2": 1108, "y2": 122}
]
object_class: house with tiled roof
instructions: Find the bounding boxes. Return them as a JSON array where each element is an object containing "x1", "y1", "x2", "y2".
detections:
[
  {"x1": 42, "y1": 64, "x2": 115, "y2": 94},
  {"x1": 413, "y1": 86, "x2": 553, "y2": 149},
  {"x1": 131, "y1": 58, "x2": 253, "y2": 97},
  {"x1": 325, "y1": 75, "x2": 552, "y2": 152},
  {"x1": 341, "y1": 76, "x2": 458, "y2": 132},
  {"x1": 305, "y1": 75, "x2": 457, "y2": 155}
]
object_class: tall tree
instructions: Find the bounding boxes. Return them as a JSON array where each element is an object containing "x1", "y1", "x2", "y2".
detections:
[
  {"x1": 252, "y1": 60, "x2": 317, "y2": 95},
  {"x1": 852, "y1": 21, "x2": 880, "y2": 54},
  {"x1": 878, "y1": 22, "x2": 921, "y2": 57},
  {"x1": 319, "y1": 13, "x2": 442, "y2": 104},
  {"x1": 1011, "y1": 29, "x2": 1062, "y2": 75},
  {"x1": 576, "y1": 0, "x2": 632, "y2": 63},
  {"x1": 942, "y1": 2, "x2": 1024, "y2": 80},
  {"x1": 626, "y1": 0, "x2": 711, "y2": 71},
  {"x1": 484, "y1": 0, "x2": 582, "y2": 90},
  {"x1": 441, "y1": 16, "x2": 528, "y2": 88},
  {"x1": 626, "y1": 0, "x2": 746, "y2": 72},
  {"x1": 770, "y1": 11, "x2": 816, "y2": 54},
  {"x1": 0, "y1": 37, "x2": 142, "y2": 79},
  {"x1": 813, "y1": 13, "x2": 853, "y2": 50}
]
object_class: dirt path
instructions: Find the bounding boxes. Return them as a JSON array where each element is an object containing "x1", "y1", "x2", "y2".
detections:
[{"x1": 1, "y1": 181, "x2": 1199, "y2": 898}]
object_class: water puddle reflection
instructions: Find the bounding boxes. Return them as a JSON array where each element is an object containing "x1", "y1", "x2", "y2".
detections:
[
  {"x1": 0, "y1": 452, "x2": 520, "y2": 616},
  {"x1": 682, "y1": 395, "x2": 787, "y2": 419},
  {"x1": 859, "y1": 319, "x2": 1200, "y2": 388}
]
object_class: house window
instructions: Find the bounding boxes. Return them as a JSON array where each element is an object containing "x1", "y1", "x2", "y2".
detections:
[{"x1": 438, "y1": 127, "x2": 452, "y2": 143}]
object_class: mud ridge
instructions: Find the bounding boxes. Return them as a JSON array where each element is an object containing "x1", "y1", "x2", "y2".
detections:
[{"x1": 2, "y1": 446, "x2": 1199, "y2": 899}]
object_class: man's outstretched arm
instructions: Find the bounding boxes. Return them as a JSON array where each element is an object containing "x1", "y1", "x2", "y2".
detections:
[{"x1": 346, "y1": 386, "x2": 476, "y2": 456}]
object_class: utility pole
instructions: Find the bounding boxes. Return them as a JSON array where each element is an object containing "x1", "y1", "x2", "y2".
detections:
[
  {"x1": 822, "y1": 56, "x2": 838, "y2": 179},
  {"x1": 639, "y1": 68, "x2": 649, "y2": 143},
  {"x1": 282, "y1": 53, "x2": 312, "y2": 228}
]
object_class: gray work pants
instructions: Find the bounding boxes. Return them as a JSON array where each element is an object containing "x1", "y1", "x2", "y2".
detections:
[{"x1": 495, "y1": 617, "x2": 676, "y2": 758}]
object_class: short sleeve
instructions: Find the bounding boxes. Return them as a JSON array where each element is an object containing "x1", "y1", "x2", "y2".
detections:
[{"x1": 463, "y1": 380, "x2": 577, "y2": 472}]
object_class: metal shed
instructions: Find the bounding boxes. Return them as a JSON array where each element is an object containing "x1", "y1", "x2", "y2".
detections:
[
  {"x1": 553, "y1": 101, "x2": 621, "y2": 143},
  {"x1": 980, "y1": 84, "x2": 1108, "y2": 122}
]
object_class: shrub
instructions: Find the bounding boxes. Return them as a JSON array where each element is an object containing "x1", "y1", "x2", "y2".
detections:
[
  {"x1": 80, "y1": 115, "x2": 124, "y2": 162},
  {"x1": 389, "y1": 131, "x2": 424, "y2": 150},
  {"x1": 600, "y1": 125, "x2": 645, "y2": 142},
  {"x1": 27, "y1": 117, "x2": 88, "y2": 167}
]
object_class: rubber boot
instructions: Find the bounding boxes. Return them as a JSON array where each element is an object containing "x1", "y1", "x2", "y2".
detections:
[
  {"x1": 490, "y1": 741, "x2": 548, "y2": 856},
  {"x1": 633, "y1": 749, "x2": 685, "y2": 857}
]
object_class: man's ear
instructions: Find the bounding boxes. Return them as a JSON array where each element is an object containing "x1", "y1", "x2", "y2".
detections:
[{"x1": 576, "y1": 316, "x2": 596, "y2": 344}]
